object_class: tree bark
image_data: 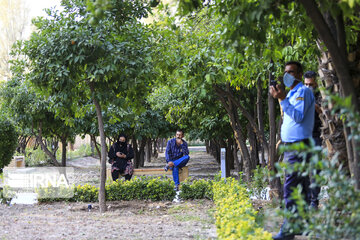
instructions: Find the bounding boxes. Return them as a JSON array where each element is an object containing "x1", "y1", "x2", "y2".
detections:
[
  {"x1": 132, "y1": 137, "x2": 140, "y2": 168},
  {"x1": 214, "y1": 85, "x2": 251, "y2": 181},
  {"x1": 268, "y1": 61, "x2": 282, "y2": 199},
  {"x1": 299, "y1": 0, "x2": 358, "y2": 111},
  {"x1": 247, "y1": 123, "x2": 258, "y2": 171},
  {"x1": 90, "y1": 83, "x2": 107, "y2": 213},
  {"x1": 214, "y1": 85, "x2": 269, "y2": 155},
  {"x1": 35, "y1": 123, "x2": 60, "y2": 166},
  {"x1": 257, "y1": 77, "x2": 266, "y2": 167},
  {"x1": 145, "y1": 138, "x2": 152, "y2": 163},
  {"x1": 90, "y1": 134, "x2": 101, "y2": 161},
  {"x1": 61, "y1": 136, "x2": 67, "y2": 167},
  {"x1": 138, "y1": 139, "x2": 146, "y2": 167},
  {"x1": 205, "y1": 140, "x2": 210, "y2": 154}
]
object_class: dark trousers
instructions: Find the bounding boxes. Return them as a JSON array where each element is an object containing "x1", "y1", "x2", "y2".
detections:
[
  {"x1": 112, "y1": 170, "x2": 132, "y2": 181},
  {"x1": 283, "y1": 151, "x2": 311, "y2": 210},
  {"x1": 309, "y1": 137, "x2": 322, "y2": 208}
]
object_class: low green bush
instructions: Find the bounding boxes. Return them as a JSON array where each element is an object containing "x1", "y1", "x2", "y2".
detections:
[
  {"x1": 37, "y1": 176, "x2": 176, "y2": 202},
  {"x1": 26, "y1": 148, "x2": 48, "y2": 166},
  {"x1": 213, "y1": 177, "x2": 272, "y2": 240},
  {"x1": 106, "y1": 176, "x2": 175, "y2": 201},
  {"x1": 0, "y1": 117, "x2": 18, "y2": 170},
  {"x1": 248, "y1": 166, "x2": 269, "y2": 200},
  {"x1": 179, "y1": 178, "x2": 213, "y2": 200}
]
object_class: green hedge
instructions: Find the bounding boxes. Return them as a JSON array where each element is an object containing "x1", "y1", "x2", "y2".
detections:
[
  {"x1": 179, "y1": 178, "x2": 213, "y2": 200},
  {"x1": 213, "y1": 178, "x2": 271, "y2": 240},
  {"x1": 0, "y1": 117, "x2": 18, "y2": 169},
  {"x1": 37, "y1": 176, "x2": 176, "y2": 202}
]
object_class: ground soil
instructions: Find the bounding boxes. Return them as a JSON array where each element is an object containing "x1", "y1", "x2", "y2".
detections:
[
  {"x1": 0, "y1": 146, "x2": 307, "y2": 239},
  {"x1": 0, "y1": 147, "x2": 218, "y2": 240}
]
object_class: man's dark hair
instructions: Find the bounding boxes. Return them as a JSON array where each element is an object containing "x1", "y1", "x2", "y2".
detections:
[
  {"x1": 176, "y1": 129, "x2": 184, "y2": 135},
  {"x1": 304, "y1": 71, "x2": 317, "y2": 79},
  {"x1": 285, "y1": 61, "x2": 303, "y2": 74}
]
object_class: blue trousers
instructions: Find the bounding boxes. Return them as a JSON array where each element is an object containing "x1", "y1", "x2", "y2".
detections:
[
  {"x1": 170, "y1": 155, "x2": 190, "y2": 185},
  {"x1": 283, "y1": 151, "x2": 311, "y2": 210}
]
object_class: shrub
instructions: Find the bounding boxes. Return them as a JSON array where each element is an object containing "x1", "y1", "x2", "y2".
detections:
[
  {"x1": 26, "y1": 148, "x2": 48, "y2": 166},
  {"x1": 277, "y1": 141, "x2": 360, "y2": 239},
  {"x1": 179, "y1": 178, "x2": 213, "y2": 200},
  {"x1": 248, "y1": 166, "x2": 269, "y2": 200},
  {"x1": 105, "y1": 176, "x2": 176, "y2": 201},
  {"x1": 213, "y1": 177, "x2": 272, "y2": 240},
  {"x1": 72, "y1": 184, "x2": 99, "y2": 202},
  {"x1": 38, "y1": 176, "x2": 176, "y2": 202},
  {"x1": 273, "y1": 94, "x2": 360, "y2": 239},
  {"x1": 0, "y1": 117, "x2": 18, "y2": 170}
]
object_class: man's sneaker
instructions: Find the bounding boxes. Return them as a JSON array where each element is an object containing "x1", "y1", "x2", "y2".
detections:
[
  {"x1": 174, "y1": 185, "x2": 179, "y2": 191},
  {"x1": 164, "y1": 164, "x2": 170, "y2": 172}
]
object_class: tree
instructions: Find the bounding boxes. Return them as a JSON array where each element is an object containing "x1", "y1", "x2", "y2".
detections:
[
  {"x1": 0, "y1": 61, "x2": 76, "y2": 167},
  {"x1": 17, "y1": 0, "x2": 155, "y2": 212}
]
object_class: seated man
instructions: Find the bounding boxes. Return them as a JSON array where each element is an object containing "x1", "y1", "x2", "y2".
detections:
[{"x1": 164, "y1": 129, "x2": 190, "y2": 191}]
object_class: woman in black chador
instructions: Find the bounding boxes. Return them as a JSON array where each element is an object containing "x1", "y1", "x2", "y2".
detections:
[{"x1": 108, "y1": 134, "x2": 134, "y2": 181}]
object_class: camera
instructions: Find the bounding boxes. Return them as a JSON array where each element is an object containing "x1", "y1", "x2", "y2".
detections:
[{"x1": 270, "y1": 79, "x2": 278, "y2": 90}]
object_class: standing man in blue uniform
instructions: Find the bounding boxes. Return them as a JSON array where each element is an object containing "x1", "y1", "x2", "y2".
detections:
[
  {"x1": 270, "y1": 61, "x2": 315, "y2": 240},
  {"x1": 164, "y1": 129, "x2": 190, "y2": 191}
]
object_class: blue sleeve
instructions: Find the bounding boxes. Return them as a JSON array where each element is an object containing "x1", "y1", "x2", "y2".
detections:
[
  {"x1": 165, "y1": 140, "x2": 171, "y2": 162},
  {"x1": 281, "y1": 88, "x2": 313, "y2": 123},
  {"x1": 182, "y1": 141, "x2": 189, "y2": 156}
]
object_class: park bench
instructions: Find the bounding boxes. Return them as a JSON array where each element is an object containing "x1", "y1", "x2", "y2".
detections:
[
  {"x1": 106, "y1": 166, "x2": 189, "y2": 182},
  {"x1": 6, "y1": 156, "x2": 25, "y2": 168}
]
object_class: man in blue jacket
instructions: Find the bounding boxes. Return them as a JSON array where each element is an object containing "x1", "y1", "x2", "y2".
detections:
[
  {"x1": 270, "y1": 61, "x2": 315, "y2": 240},
  {"x1": 164, "y1": 129, "x2": 190, "y2": 191}
]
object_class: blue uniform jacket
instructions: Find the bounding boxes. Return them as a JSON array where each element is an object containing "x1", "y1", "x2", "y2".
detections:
[{"x1": 280, "y1": 82, "x2": 315, "y2": 143}]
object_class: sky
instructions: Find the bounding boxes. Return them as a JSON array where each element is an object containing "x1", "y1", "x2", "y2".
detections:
[
  {"x1": 23, "y1": 0, "x2": 63, "y2": 37},
  {"x1": 27, "y1": 0, "x2": 62, "y2": 18}
]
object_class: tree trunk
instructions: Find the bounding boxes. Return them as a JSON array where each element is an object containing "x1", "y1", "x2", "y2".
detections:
[
  {"x1": 145, "y1": 138, "x2": 152, "y2": 163},
  {"x1": 205, "y1": 140, "x2": 210, "y2": 154},
  {"x1": 90, "y1": 135, "x2": 101, "y2": 161},
  {"x1": 138, "y1": 139, "x2": 146, "y2": 167},
  {"x1": 90, "y1": 84, "x2": 107, "y2": 213},
  {"x1": 233, "y1": 142, "x2": 241, "y2": 174},
  {"x1": 214, "y1": 84, "x2": 252, "y2": 182},
  {"x1": 61, "y1": 136, "x2": 67, "y2": 167},
  {"x1": 35, "y1": 123, "x2": 60, "y2": 166},
  {"x1": 257, "y1": 77, "x2": 266, "y2": 167},
  {"x1": 316, "y1": 41, "x2": 349, "y2": 169},
  {"x1": 210, "y1": 139, "x2": 221, "y2": 164},
  {"x1": 153, "y1": 138, "x2": 159, "y2": 158},
  {"x1": 300, "y1": 0, "x2": 360, "y2": 189},
  {"x1": 247, "y1": 123, "x2": 258, "y2": 171},
  {"x1": 300, "y1": 0, "x2": 358, "y2": 111},
  {"x1": 132, "y1": 137, "x2": 140, "y2": 168},
  {"x1": 268, "y1": 61, "x2": 282, "y2": 200},
  {"x1": 160, "y1": 138, "x2": 165, "y2": 153},
  {"x1": 227, "y1": 138, "x2": 235, "y2": 170}
]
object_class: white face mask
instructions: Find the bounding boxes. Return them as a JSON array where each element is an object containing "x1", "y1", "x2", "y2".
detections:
[{"x1": 283, "y1": 72, "x2": 297, "y2": 87}]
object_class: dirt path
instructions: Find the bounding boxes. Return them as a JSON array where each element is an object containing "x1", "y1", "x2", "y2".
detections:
[{"x1": 0, "y1": 147, "x2": 218, "y2": 240}]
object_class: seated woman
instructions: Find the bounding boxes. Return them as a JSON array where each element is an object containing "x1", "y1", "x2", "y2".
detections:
[{"x1": 108, "y1": 134, "x2": 134, "y2": 181}]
